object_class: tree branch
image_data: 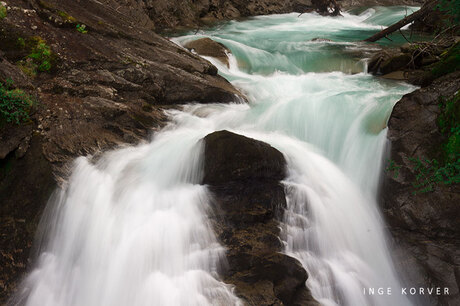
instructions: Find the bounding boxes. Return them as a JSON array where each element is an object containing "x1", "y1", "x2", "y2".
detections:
[{"x1": 364, "y1": 1, "x2": 436, "y2": 43}]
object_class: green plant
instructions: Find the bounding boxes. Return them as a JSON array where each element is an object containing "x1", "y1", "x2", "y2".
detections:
[
  {"x1": 436, "y1": 0, "x2": 460, "y2": 26},
  {"x1": 76, "y1": 24, "x2": 88, "y2": 34},
  {"x1": 410, "y1": 92, "x2": 460, "y2": 193},
  {"x1": 431, "y1": 42, "x2": 460, "y2": 79},
  {"x1": 386, "y1": 159, "x2": 401, "y2": 178},
  {"x1": 438, "y1": 91, "x2": 460, "y2": 161},
  {"x1": 409, "y1": 157, "x2": 460, "y2": 193},
  {"x1": 17, "y1": 37, "x2": 26, "y2": 48},
  {"x1": 0, "y1": 4, "x2": 7, "y2": 20},
  {"x1": 58, "y1": 11, "x2": 77, "y2": 23},
  {"x1": 16, "y1": 37, "x2": 54, "y2": 76},
  {"x1": 0, "y1": 79, "x2": 34, "y2": 125}
]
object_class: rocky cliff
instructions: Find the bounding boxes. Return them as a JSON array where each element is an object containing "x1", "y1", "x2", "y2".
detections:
[{"x1": 382, "y1": 71, "x2": 460, "y2": 306}]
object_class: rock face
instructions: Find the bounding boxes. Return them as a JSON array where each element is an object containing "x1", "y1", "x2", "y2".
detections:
[
  {"x1": 184, "y1": 38, "x2": 230, "y2": 67},
  {"x1": 340, "y1": 0, "x2": 423, "y2": 9},
  {"x1": 382, "y1": 71, "x2": 460, "y2": 306},
  {"x1": 367, "y1": 39, "x2": 459, "y2": 85},
  {"x1": 143, "y1": 0, "x2": 313, "y2": 30},
  {"x1": 202, "y1": 130, "x2": 318, "y2": 305}
]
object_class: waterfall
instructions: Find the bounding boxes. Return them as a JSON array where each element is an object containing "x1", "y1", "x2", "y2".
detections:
[
  {"x1": 17, "y1": 7, "x2": 419, "y2": 306},
  {"x1": 16, "y1": 131, "x2": 241, "y2": 306}
]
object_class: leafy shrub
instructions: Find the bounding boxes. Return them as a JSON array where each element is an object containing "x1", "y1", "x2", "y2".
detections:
[
  {"x1": 436, "y1": 0, "x2": 460, "y2": 26},
  {"x1": 76, "y1": 24, "x2": 88, "y2": 34},
  {"x1": 410, "y1": 92, "x2": 460, "y2": 193},
  {"x1": 409, "y1": 157, "x2": 460, "y2": 193},
  {"x1": 386, "y1": 159, "x2": 401, "y2": 178},
  {"x1": 0, "y1": 80, "x2": 34, "y2": 125},
  {"x1": 0, "y1": 4, "x2": 6, "y2": 20},
  {"x1": 17, "y1": 37, "x2": 54, "y2": 76}
]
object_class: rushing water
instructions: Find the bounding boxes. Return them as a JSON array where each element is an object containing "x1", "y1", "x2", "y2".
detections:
[{"x1": 17, "y1": 7, "x2": 419, "y2": 306}]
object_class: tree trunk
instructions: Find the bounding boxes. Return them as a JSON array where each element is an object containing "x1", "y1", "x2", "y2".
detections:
[{"x1": 364, "y1": 1, "x2": 436, "y2": 42}]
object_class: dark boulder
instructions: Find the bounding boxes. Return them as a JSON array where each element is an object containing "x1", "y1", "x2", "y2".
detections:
[
  {"x1": 202, "y1": 130, "x2": 318, "y2": 305},
  {"x1": 203, "y1": 130, "x2": 285, "y2": 185}
]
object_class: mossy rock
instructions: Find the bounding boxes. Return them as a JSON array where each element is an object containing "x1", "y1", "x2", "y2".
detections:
[
  {"x1": 380, "y1": 53, "x2": 412, "y2": 75},
  {"x1": 431, "y1": 42, "x2": 460, "y2": 79}
]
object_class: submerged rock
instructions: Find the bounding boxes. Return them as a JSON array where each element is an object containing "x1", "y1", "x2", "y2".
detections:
[
  {"x1": 184, "y1": 38, "x2": 231, "y2": 67},
  {"x1": 202, "y1": 130, "x2": 318, "y2": 305},
  {"x1": 311, "y1": 37, "x2": 333, "y2": 42}
]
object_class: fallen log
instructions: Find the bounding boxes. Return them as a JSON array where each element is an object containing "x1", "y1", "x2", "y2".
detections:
[{"x1": 364, "y1": 1, "x2": 436, "y2": 42}]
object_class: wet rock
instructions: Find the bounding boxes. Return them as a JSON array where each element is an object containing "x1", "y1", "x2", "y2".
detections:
[
  {"x1": 203, "y1": 130, "x2": 285, "y2": 185},
  {"x1": 143, "y1": 0, "x2": 313, "y2": 30},
  {"x1": 0, "y1": 136, "x2": 55, "y2": 301},
  {"x1": 202, "y1": 130, "x2": 318, "y2": 305},
  {"x1": 368, "y1": 49, "x2": 412, "y2": 75},
  {"x1": 380, "y1": 70, "x2": 407, "y2": 80},
  {"x1": 382, "y1": 71, "x2": 460, "y2": 306},
  {"x1": 311, "y1": 37, "x2": 333, "y2": 42},
  {"x1": 340, "y1": 0, "x2": 423, "y2": 9},
  {"x1": 184, "y1": 38, "x2": 230, "y2": 67}
]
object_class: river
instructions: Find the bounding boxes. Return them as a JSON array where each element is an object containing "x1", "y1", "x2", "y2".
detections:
[{"x1": 16, "y1": 6, "x2": 419, "y2": 306}]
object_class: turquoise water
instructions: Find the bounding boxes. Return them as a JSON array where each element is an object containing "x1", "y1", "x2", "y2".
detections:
[{"x1": 175, "y1": 6, "x2": 425, "y2": 75}]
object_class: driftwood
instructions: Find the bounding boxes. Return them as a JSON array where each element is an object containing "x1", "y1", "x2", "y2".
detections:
[{"x1": 364, "y1": 1, "x2": 436, "y2": 42}]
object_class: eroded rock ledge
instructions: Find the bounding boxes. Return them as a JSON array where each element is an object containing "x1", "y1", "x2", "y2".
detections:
[{"x1": 202, "y1": 130, "x2": 318, "y2": 305}]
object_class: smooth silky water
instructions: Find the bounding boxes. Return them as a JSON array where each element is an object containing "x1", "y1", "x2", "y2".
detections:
[{"x1": 16, "y1": 7, "x2": 420, "y2": 306}]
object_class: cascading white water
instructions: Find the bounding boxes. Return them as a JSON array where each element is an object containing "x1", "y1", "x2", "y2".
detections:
[
  {"x1": 16, "y1": 130, "x2": 242, "y2": 306},
  {"x1": 18, "y1": 7, "x2": 420, "y2": 306}
]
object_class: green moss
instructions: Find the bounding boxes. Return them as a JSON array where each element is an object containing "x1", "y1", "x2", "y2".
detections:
[
  {"x1": 57, "y1": 11, "x2": 77, "y2": 23},
  {"x1": 438, "y1": 91, "x2": 460, "y2": 162},
  {"x1": 0, "y1": 5, "x2": 7, "y2": 20},
  {"x1": 431, "y1": 42, "x2": 460, "y2": 79},
  {"x1": 0, "y1": 79, "x2": 34, "y2": 125},
  {"x1": 411, "y1": 92, "x2": 460, "y2": 193},
  {"x1": 436, "y1": 0, "x2": 460, "y2": 26},
  {"x1": 37, "y1": 0, "x2": 55, "y2": 10}
]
